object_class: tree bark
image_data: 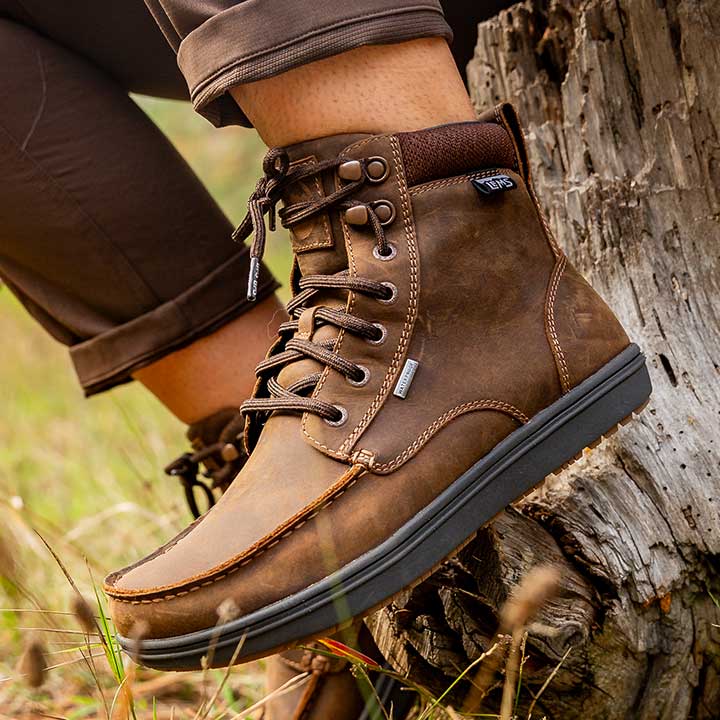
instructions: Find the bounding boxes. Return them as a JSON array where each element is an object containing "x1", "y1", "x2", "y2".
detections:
[{"x1": 368, "y1": 0, "x2": 720, "y2": 717}]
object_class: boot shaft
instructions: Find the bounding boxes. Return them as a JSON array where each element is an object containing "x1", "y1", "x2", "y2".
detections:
[{"x1": 250, "y1": 103, "x2": 628, "y2": 470}]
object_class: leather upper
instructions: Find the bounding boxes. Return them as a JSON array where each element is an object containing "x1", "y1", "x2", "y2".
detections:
[{"x1": 104, "y1": 103, "x2": 629, "y2": 643}]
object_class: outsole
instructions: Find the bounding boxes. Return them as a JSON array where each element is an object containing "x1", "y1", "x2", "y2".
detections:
[{"x1": 122, "y1": 345, "x2": 652, "y2": 670}]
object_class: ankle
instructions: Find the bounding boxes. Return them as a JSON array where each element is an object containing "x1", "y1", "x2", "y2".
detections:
[
  {"x1": 133, "y1": 293, "x2": 284, "y2": 424},
  {"x1": 231, "y1": 38, "x2": 476, "y2": 147}
]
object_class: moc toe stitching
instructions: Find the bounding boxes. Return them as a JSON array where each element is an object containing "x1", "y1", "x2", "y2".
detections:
[{"x1": 104, "y1": 464, "x2": 365, "y2": 605}]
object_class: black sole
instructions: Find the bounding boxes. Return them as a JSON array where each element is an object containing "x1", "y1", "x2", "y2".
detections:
[{"x1": 120, "y1": 344, "x2": 651, "y2": 670}]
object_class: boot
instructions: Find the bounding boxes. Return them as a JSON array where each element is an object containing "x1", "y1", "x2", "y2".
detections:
[
  {"x1": 104, "y1": 103, "x2": 651, "y2": 669},
  {"x1": 164, "y1": 408, "x2": 248, "y2": 518}
]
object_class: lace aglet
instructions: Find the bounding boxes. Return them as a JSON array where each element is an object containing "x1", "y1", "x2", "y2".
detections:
[{"x1": 247, "y1": 257, "x2": 260, "y2": 301}]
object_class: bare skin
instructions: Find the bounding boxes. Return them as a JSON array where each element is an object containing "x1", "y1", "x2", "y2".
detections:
[
  {"x1": 232, "y1": 38, "x2": 477, "y2": 146},
  {"x1": 133, "y1": 38, "x2": 473, "y2": 425},
  {"x1": 133, "y1": 293, "x2": 284, "y2": 424}
]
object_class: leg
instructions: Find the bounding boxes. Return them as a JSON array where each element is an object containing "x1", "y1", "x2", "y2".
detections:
[
  {"x1": 232, "y1": 38, "x2": 476, "y2": 146},
  {"x1": 0, "y1": 16, "x2": 281, "y2": 424}
]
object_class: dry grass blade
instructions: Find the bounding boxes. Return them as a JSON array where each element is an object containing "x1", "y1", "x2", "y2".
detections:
[
  {"x1": 73, "y1": 589, "x2": 113, "y2": 720},
  {"x1": 43, "y1": 651, "x2": 106, "y2": 672},
  {"x1": 500, "y1": 631, "x2": 525, "y2": 720},
  {"x1": 3, "y1": 608, "x2": 99, "y2": 618},
  {"x1": 227, "y1": 670, "x2": 311, "y2": 720},
  {"x1": 34, "y1": 530, "x2": 83, "y2": 597},
  {"x1": 72, "y1": 594, "x2": 100, "y2": 635},
  {"x1": 0, "y1": 527, "x2": 18, "y2": 579},
  {"x1": 111, "y1": 664, "x2": 136, "y2": 720},
  {"x1": 418, "y1": 641, "x2": 501, "y2": 720},
  {"x1": 125, "y1": 620, "x2": 149, "y2": 664},
  {"x1": 17, "y1": 626, "x2": 100, "y2": 636},
  {"x1": 194, "y1": 634, "x2": 246, "y2": 720},
  {"x1": 353, "y1": 663, "x2": 391, "y2": 720},
  {"x1": 463, "y1": 564, "x2": 561, "y2": 715},
  {"x1": 499, "y1": 566, "x2": 560, "y2": 634},
  {"x1": 525, "y1": 646, "x2": 571, "y2": 719}
]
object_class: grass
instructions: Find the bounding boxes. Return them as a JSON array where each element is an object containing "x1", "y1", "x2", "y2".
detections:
[{"x1": 0, "y1": 96, "x2": 564, "y2": 719}]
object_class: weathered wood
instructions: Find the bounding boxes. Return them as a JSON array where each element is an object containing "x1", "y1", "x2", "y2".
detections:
[{"x1": 369, "y1": 0, "x2": 720, "y2": 717}]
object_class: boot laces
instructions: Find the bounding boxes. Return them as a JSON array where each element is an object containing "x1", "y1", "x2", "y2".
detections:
[
  {"x1": 233, "y1": 148, "x2": 395, "y2": 429},
  {"x1": 165, "y1": 412, "x2": 247, "y2": 518}
]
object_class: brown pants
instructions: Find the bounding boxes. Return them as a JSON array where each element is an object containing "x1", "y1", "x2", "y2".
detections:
[{"x1": 0, "y1": 0, "x2": 510, "y2": 396}]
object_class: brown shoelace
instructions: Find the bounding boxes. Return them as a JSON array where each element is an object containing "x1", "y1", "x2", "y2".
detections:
[{"x1": 234, "y1": 148, "x2": 395, "y2": 428}]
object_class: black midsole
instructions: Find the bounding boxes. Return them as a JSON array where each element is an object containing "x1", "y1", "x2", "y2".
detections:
[{"x1": 120, "y1": 344, "x2": 651, "y2": 669}]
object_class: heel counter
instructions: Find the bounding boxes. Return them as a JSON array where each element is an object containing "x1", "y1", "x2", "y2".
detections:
[{"x1": 548, "y1": 260, "x2": 630, "y2": 391}]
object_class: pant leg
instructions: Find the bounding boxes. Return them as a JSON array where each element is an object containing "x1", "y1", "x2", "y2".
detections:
[
  {"x1": 0, "y1": 18, "x2": 278, "y2": 396},
  {"x1": 1, "y1": 0, "x2": 188, "y2": 100},
  {"x1": 142, "y1": 0, "x2": 517, "y2": 128},
  {"x1": 143, "y1": 0, "x2": 454, "y2": 127}
]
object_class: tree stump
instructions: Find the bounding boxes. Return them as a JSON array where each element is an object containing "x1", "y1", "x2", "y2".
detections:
[{"x1": 368, "y1": 0, "x2": 720, "y2": 717}]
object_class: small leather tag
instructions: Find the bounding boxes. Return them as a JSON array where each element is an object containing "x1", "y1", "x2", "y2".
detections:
[
  {"x1": 471, "y1": 174, "x2": 517, "y2": 196},
  {"x1": 287, "y1": 156, "x2": 334, "y2": 254}
]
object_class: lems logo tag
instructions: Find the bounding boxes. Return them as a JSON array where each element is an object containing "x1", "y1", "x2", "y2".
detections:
[{"x1": 471, "y1": 174, "x2": 517, "y2": 196}]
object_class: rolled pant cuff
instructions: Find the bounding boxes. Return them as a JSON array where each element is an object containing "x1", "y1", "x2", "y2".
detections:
[
  {"x1": 177, "y1": 1, "x2": 453, "y2": 127},
  {"x1": 70, "y1": 249, "x2": 279, "y2": 397}
]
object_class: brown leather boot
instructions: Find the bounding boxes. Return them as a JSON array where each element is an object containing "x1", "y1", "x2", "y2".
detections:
[
  {"x1": 164, "y1": 408, "x2": 248, "y2": 518},
  {"x1": 105, "y1": 103, "x2": 651, "y2": 669}
]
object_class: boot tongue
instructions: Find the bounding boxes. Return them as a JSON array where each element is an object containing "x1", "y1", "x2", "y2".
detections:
[
  {"x1": 272, "y1": 133, "x2": 370, "y2": 391},
  {"x1": 283, "y1": 132, "x2": 370, "y2": 277}
]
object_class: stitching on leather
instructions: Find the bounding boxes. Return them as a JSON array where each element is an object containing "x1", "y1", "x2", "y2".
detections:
[
  {"x1": 300, "y1": 149, "x2": 363, "y2": 458},
  {"x1": 339, "y1": 135, "x2": 420, "y2": 453},
  {"x1": 409, "y1": 169, "x2": 504, "y2": 196},
  {"x1": 299, "y1": 134, "x2": 419, "y2": 457},
  {"x1": 106, "y1": 465, "x2": 365, "y2": 603},
  {"x1": 529, "y1": 182, "x2": 562, "y2": 258},
  {"x1": 545, "y1": 256, "x2": 571, "y2": 393},
  {"x1": 371, "y1": 400, "x2": 529, "y2": 473},
  {"x1": 289, "y1": 155, "x2": 333, "y2": 251}
]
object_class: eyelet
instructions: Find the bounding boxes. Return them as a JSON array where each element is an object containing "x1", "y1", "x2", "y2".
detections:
[
  {"x1": 366, "y1": 323, "x2": 387, "y2": 346},
  {"x1": 366, "y1": 156, "x2": 390, "y2": 183},
  {"x1": 372, "y1": 243, "x2": 397, "y2": 261},
  {"x1": 377, "y1": 281, "x2": 398, "y2": 305},
  {"x1": 372, "y1": 200, "x2": 396, "y2": 226},
  {"x1": 347, "y1": 365, "x2": 371, "y2": 387},
  {"x1": 324, "y1": 405, "x2": 348, "y2": 427}
]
